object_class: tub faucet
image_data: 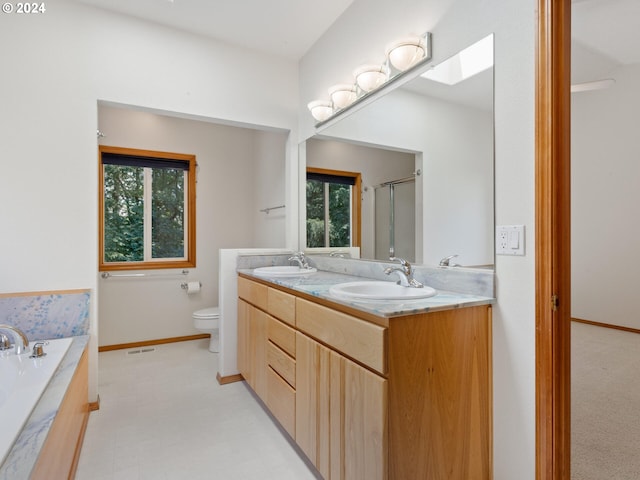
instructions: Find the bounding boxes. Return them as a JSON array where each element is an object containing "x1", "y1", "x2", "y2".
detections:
[
  {"x1": 288, "y1": 252, "x2": 310, "y2": 269},
  {"x1": 384, "y1": 257, "x2": 424, "y2": 288},
  {"x1": 0, "y1": 333, "x2": 10, "y2": 350},
  {"x1": 0, "y1": 324, "x2": 29, "y2": 354}
]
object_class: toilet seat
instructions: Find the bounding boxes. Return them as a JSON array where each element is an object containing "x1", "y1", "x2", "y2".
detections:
[{"x1": 193, "y1": 307, "x2": 219, "y2": 319}]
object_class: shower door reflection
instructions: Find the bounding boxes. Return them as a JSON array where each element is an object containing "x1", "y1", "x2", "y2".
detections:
[{"x1": 374, "y1": 178, "x2": 415, "y2": 262}]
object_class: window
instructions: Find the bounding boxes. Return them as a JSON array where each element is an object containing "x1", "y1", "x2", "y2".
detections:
[
  {"x1": 306, "y1": 167, "x2": 361, "y2": 248},
  {"x1": 99, "y1": 146, "x2": 196, "y2": 271}
]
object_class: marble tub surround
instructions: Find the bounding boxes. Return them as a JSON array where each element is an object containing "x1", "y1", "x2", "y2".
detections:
[
  {"x1": 238, "y1": 268, "x2": 494, "y2": 318},
  {"x1": 0, "y1": 335, "x2": 89, "y2": 480},
  {"x1": 298, "y1": 255, "x2": 494, "y2": 297},
  {"x1": 0, "y1": 290, "x2": 91, "y2": 341}
]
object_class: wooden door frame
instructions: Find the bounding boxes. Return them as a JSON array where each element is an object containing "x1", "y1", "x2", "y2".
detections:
[{"x1": 535, "y1": 0, "x2": 572, "y2": 479}]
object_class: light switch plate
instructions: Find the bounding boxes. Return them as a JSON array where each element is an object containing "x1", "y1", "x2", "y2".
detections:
[{"x1": 496, "y1": 225, "x2": 525, "y2": 255}]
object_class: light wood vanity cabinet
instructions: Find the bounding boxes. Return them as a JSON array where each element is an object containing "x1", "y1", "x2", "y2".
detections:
[{"x1": 237, "y1": 275, "x2": 492, "y2": 480}]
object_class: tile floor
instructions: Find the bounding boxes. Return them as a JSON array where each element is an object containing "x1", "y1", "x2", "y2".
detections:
[{"x1": 76, "y1": 339, "x2": 320, "y2": 480}]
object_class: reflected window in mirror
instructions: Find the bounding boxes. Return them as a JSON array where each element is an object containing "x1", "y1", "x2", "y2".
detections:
[{"x1": 306, "y1": 168, "x2": 361, "y2": 249}]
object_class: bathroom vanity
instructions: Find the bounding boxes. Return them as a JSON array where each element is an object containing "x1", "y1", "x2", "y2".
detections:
[{"x1": 237, "y1": 272, "x2": 492, "y2": 480}]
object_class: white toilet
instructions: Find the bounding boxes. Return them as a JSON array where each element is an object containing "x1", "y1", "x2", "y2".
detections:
[{"x1": 192, "y1": 307, "x2": 220, "y2": 352}]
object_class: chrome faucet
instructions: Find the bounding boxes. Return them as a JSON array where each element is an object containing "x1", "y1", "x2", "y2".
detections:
[
  {"x1": 439, "y1": 254, "x2": 460, "y2": 267},
  {"x1": 288, "y1": 252, "x2": 310, "y2": 269},
  {"x1": 0, "y1": 324, "x2": 29, "y2": 354},
  {"x1": 384, "y1": 257, "x2": 424, "y2": 288}
]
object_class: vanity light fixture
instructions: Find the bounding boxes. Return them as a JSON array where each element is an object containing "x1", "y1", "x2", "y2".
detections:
[
  {"x1": 385, "y1": 35, "x2": 427, "y2": 72},
  {"x1": 328, "y1": 84, "x2": 358, "y2": 110},
  {"x1": 353, "y1": 64, "x2": 388, "y2": 93},
  {"x1": 307, "y1": 32, "x2": 431, "y2": 126},
  {"x1": 307, "y1": 100, "x2": 334, "y2": 122}
]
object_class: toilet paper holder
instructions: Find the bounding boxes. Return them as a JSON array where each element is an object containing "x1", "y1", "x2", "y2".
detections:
[{"x1": 181, "y1": 281, "x2": 202, "y2": 291}]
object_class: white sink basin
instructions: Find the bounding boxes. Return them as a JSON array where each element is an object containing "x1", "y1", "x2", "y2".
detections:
[
  {"x1": 329, "y1": 281, "x2": 437, "y2": 301},
  {"x1": 253, "y1": 266, "x2": 318, "y2": 277}
]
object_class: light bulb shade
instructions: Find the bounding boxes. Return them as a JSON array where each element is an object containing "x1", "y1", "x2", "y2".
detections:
[
  {"x1": 328, "y1": 84, "x2": 357, "y2": 109},
  {"x1": 386, "y1": 36, "x2": 426, "y2": 71},
  {"x1": 307, "y1": 100, "x2": 333, "y2": 122},
  {"x1": 353, "y1": 64, "x2": 387, "y2": 92}
]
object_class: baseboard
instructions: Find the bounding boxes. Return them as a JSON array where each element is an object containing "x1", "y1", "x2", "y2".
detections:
[
  {"x1": 217, "y1": 372, "x2": 244, "y2": 385},
  {"x1": 571, "y1": 317, "x2": 640, "y2": 335},
  {"x1": 99, "y1": 334, "x2": 210, "y2": 352}
]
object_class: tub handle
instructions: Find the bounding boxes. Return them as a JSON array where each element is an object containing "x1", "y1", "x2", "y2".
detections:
[{"x1": 30, "y1": 341, "x2": 49, "y2": 358}]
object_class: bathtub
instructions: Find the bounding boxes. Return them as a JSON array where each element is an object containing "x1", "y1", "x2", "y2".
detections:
[{"x1": 0, "y1": 337, "x2": 72, "y2": 464}]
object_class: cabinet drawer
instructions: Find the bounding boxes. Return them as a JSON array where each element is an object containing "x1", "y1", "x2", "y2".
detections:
[
  {"x1": 267, "y1": 315, "x2": 296, "y2": 358},
  {"x1": 267, "y1": 287, "x2": 296, "y2": 326},
  {"x1": 238, "y1": 277, "x2": 268, "y2": 310},
  {"x1": 296, "y1": 298, "x2": 387, "y2": 375},
  {"x1": 267, "y1": 341, "x2": 296, "y2": 388},
  {"x1": 267, "y1": 367, "x2": 295, "y2": 438}
]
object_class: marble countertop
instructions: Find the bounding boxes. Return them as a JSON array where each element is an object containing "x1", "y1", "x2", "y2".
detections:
[
  {"x1": 238, "y1": 269, "x2": 494, "y2": 318},
  {"x1": 0, "y1": 335, "x2": 89, "y2": 480}
]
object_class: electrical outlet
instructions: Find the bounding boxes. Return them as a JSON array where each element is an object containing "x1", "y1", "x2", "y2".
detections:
[
  {"x1": 496, "y1": 225, "x2": 525, "y2": 255},
  {"x1": 497, "y1": 228, "x2": 509, "y2": 252}
]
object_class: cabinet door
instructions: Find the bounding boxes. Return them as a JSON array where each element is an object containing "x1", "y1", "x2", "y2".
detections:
[
  {"x1": 343, "y1": 359, "x2": 388, "y2": 480},
  {"x1": 295, "y1": 332, "x2": 319, "y2": 467},
  {"x1": 249, "y1": 306, "x2": 268, "y2": 401},
  {"x1": 238, "y1": 300, "x2": 268, "y2": 400},
  {"x1": 388, "y1": 305, "x2": 492, "y2": 479},
  {"x1": 296, "y1": 332, "x2": 387, "y2": 480},
  {"x1": 296, "y1": 332, "x2": 336, "y2": 478}
]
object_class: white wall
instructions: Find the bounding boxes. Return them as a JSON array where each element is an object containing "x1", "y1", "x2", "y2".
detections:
[
  {"x1": 572, "y1": 63, "x2": 640, "y2": 330},
  {"x1": 253, "y1": 130, "x2": 289, "y2": 247},
  {"x1": 299, "y1": 0, "x2": 535, "y2": 478},
  {"x1": 0, "y1": 0, "x2": 298, "y2": 401},
  {"x1": 97, "y1": 105, "x2": 287, "y2": 346},
  {"x1": 306, "y1": 138, "x2": 415, "y2": 259}
]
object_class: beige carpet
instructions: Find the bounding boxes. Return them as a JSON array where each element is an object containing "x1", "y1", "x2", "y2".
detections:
[{"x1": 572, "y1": 321, "x2": 640, "y2": 479}]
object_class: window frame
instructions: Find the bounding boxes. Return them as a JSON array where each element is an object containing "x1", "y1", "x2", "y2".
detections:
[
  {"x1": 306, "y1": 167, "x2": 361, "y2": 248},
  {"x1": 99, "y1": 145, "x2": 197, "y2": 271}
]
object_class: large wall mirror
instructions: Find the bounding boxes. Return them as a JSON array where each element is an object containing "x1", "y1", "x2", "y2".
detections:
[{"x1": 300, "y1": 34, "x2": 495, "y2": 269}]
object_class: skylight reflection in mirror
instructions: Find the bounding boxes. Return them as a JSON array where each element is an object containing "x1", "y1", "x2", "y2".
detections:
[{"x1": 421, "y1": 34, "x2": 493, "y2": 85}]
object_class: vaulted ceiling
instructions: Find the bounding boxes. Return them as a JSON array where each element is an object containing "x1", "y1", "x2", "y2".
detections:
[
  {"x1": 75, "y1": 0, "x2": 638, "y2": 95},
  {"x1": 77, "y1": 0, "x2": 637, "y2": 79},
  {"x1": 75, "y1": 0, "x2": 354, "y2": 60}
]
